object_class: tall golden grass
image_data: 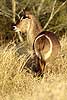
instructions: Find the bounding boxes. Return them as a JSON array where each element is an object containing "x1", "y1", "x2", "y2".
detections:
[{"x1": 0, "y1": 35, "x2": 67, "y2": 100}]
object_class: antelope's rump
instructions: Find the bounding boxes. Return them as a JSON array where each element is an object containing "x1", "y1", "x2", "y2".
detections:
[{"x1": 33, "y1": 31, "x2": 61, "y2": 62}]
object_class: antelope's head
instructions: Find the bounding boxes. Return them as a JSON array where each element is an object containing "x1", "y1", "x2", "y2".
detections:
[{"x1": 13, "y1": 10, "x2": 32, "y2": 34}]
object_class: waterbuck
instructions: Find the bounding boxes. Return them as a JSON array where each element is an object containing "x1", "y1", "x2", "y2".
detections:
[{"x1": 13, "y1": 10, "x2": 61, "y2": 75}]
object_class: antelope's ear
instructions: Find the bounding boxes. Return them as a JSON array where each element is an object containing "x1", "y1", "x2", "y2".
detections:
[
  {"x1": 19, "y1": 9, "x2": 26, "y2": 20},
  {"x1": 18, "y1": 9, "x2": 31, "y2": 20},
  {"x1": 20, "y1": 16, "x2": 24, "y2": 21}
]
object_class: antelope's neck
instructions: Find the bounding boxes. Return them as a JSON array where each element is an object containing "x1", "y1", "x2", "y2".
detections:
[{"x1": 27, "y1": 16, "x2": 42, "y2": 46}]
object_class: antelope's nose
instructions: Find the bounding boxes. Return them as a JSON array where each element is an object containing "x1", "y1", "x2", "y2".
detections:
[
  {"x1": 11, "y1": 23, "x2": 16, "y2": 30},
  {"x1": 12, "y1": 26, "x2": 16, "y2": 30}
]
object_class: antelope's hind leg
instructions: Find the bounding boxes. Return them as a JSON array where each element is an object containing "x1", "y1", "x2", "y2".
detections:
[
  {"x1": 38, "y1": 59, "x2": 46, "y2": 75},
  {"x1": 32, "y1": 55, "x2": 41, "y2": 74},
  {"x1": 33, "y1": 55, "x2": 46, "y2": 76}
]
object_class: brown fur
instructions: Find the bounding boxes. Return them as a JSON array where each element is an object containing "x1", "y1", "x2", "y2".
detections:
[
  {"x1": 33, "y1": 31, "x2": 61, "y2": 74},
  {"x1": 14, "y1": 11, "x2": 61, "y2": 75}
]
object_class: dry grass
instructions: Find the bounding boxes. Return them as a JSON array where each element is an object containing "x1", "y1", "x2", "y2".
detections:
[{"x1": 0, "y1": 35, "x2": 67, "y2": 100}]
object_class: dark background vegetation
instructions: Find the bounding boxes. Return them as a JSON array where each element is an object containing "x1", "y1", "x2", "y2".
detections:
[{"x1": 0, "y1": 0, "x2": 67, "y2": 45}]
